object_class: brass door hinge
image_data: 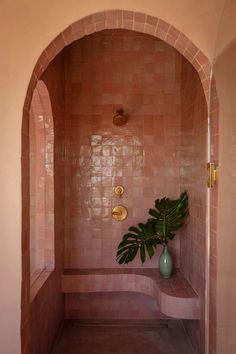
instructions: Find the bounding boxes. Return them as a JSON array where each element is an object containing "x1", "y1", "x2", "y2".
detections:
[{"x1": 207, "y1": 162, "x2": 218, "y2": 188}]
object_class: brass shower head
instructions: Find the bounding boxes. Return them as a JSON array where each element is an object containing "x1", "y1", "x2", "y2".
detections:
[{"x1": 113, "y1": 108, "x2": 127, "y2": 126}]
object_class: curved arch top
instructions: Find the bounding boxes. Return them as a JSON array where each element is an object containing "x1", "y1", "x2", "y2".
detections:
[
  {"x1": 24, "y1": 9, "x2": 212, "y2": 112},
  {"x1": 31, "y1": 80, "x2": 54, "y2": 118}
]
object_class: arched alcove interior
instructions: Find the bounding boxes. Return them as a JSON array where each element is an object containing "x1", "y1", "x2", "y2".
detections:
[
  {"x1": 29, "y1": 80, "x2": 55, "y2": 287},
  {"x1": 21, "y1": 10, "x2": 219, "y2": 354}
]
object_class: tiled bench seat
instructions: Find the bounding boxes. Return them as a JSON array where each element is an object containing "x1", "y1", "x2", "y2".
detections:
[{"x1": 61, "y1": 268, "x2": 200, "y2": 320}]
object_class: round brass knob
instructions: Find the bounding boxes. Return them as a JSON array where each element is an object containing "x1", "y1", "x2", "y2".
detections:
[
  {"x1": 112, "y1": 205, "x2": 128, "y2": 221},
  {"x1": 114, "y1": 185, "x2": 124, "y2": 198}
]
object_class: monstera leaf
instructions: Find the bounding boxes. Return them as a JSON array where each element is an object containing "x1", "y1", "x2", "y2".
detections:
[
  {"x1": 116, "y1": 221, "x2": 159, "y2": 264},
  {"x1": 116, "y1": 191, "x2": 189, "y2": 265},
  {"x1": 148, "y1": 191, "x2": 189, "y2": 245}
]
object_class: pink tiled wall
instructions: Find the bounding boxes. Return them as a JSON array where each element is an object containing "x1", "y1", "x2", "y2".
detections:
[
  {"x1": 64, "y1": 29, "x2": 182, "y2": 269},
  {"x1": 29, "y1": 55, "x2": 65, "y2": 354},
  {"x1": 180, "y1": 57, "x2": 208, "y2": 354}
]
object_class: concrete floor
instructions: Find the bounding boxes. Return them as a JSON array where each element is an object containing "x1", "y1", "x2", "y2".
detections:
[{"x1": 51, "y1": 320, "x2": 195, "y2": 354}]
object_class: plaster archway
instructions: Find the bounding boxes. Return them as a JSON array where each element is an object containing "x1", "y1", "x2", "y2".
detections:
[{"x1": 21, "y1": 10, "x2": 219, "y2": 354}]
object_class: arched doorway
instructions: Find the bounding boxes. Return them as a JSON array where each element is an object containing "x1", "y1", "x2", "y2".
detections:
[{"x1": 21, "y1": 10, "x2": 219, "y2": 354}]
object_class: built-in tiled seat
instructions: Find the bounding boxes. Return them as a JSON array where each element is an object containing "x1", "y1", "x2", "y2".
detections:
[{"x1": 61, "y1": 268, "x2": 199, "y2": 320}]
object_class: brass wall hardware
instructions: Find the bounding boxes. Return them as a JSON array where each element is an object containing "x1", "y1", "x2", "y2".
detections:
[
  {"x1": 114, "y1": 185, "x2": 125, "y2": 198},
  {"x1": 113, "y1": 108, "x2": 127, "y2": 126},
  {"x1": 207, "y1": 162, "x2": 218, "y2": 188},
  {"x1": 112, "y1": 205, "x2": 128, "y2": 221}
]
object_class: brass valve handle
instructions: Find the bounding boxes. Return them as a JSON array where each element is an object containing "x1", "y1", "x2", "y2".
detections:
[{"x1": 112, "y1": 205, "x2": 128, "y2": 221}]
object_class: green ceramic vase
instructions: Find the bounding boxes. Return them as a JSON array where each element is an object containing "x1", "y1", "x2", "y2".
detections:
[{"x1": 159, "y1": 244, "x2": 173, "y2": 279}]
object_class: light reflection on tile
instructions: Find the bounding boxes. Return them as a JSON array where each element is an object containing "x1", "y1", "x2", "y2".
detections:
[{"x1": 65, "y1": 30, "x2": 182, "y2": 269}]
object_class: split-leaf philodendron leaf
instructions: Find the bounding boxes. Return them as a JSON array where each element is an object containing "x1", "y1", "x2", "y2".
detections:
[{"x1": 116, "y1": 191, "x2": 189, "y2": 264}]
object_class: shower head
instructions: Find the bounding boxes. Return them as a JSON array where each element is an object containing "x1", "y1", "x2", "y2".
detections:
[{"x1": 113, "y1": 108, "x2": 127, "y2": 126}]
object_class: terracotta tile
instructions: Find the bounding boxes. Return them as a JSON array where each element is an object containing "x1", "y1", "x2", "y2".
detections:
[
  {"x1": 123, "y1": 10, "x2": 134, "y2": 21},
  {"x1": 85, "y1": 23, "x2": 96, "y2": 35},
  {"x1": 94, "y1": 12, "x2": 106, "y2": 23},
  {"x1": 83, "y1": 15, "x2": 94, "y2": 28},
  {"x1": 62, "y1": 26, "x2": 74, "y2": 45},
  {"x1": 53, "y1": 33, "x2": 65, "y2": 51},
  {"x1": 166, "y1": 34, "x2": 177, "y2": 47},
  {"x1": 146, "y1": 15, "x2": 158, "y2": 27},
  {"x1": 106, "y1": 10, "x2": 117, "y2": 21},
  {"x1": 186, "y1": 42, "x2": 199, "y2": 57},
  {"x1": 95, "y1": 21, "x2": 106, "y2": 32},
  {"x1": 158, "y1": 19, "x2": 170, "y2": 32},
  {"x1": 180, "y1": 55, "x2": 208, "y2": 353},
  {"x1": 123, "y1": 20, "x2": 133, "y2": 30},
  {"x1": 168, "y1": 26, "x2": 180, "y2": 40},
  {"x1": 155, "y1": 28, "x2": 167, "y2": 41},
  {"x1": 145, "y1": 24, "x2": 156, "y2": 36},
  {"x1": 134, "y1": 12, "x2": 146, "y2": 23},
  {"x1": 71, "y1": 20, "x2": 85, "y2": 34}
]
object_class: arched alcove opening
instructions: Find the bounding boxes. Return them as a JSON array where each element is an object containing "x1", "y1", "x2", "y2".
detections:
[
  {"x1": 21, "y1": 10, "x2": 219, "y2": 354},
  {"x1": 29, "y1": 80, "x2": 55, "y2": 289}
]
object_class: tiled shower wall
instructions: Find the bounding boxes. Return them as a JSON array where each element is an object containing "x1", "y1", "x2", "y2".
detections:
[
  {"x1": 64, "y1": 30, "x2": 182, "y2": 269},
  {"x1": 29, "y1": 55, "x2": 65, "y2": 354},
  {"x1": 27, "y1": 29, "x2": 208, "y2": 352},
  {"x1": 180, "y1": 57, "x2": 208, "y2": 354},
  {"x1": 65, "y1": 292, "x2": 161, "y2": 319}
]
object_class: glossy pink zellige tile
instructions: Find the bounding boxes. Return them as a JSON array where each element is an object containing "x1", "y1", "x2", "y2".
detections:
[
  {"x1": 105, "y1": 10, "x2": 118, "y2": 21},
  {"x1": 180, "y1": 55, "x2": 208, "y2": 354},
  {"x1": 123, "y1": 10, "x2": 134, "y2": 21},
  {"x1": 83, "y1": 15, "x2": 94, "y2": 28},
  {"x1": 94, "y1": 11, "x2": 106, "y2": 23},
  {"x1": 134, "y1": 12, "x2": 146, "y2": 23},
  {"x1": 168, "y1": 26, "x2": 180, "y2": 40},
  {"x1": 146, "y1": 15, "x2": 158, "y2": 27},
  {"x1": 62, "y1": 28, "x2": 209, "y2": 307}
]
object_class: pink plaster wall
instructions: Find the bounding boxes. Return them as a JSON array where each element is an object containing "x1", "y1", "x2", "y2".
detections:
[
  {"x1": 213, "y1": 42, "x2": 236, "y2": 354},
  {"x1": 180, "y1": 57, "x2": 208, "y2": 354},
  {"x1": 64, "y1": 29, "x2": 182, "y2": 269},
  {"x1": 1, "y1": 2, "x2": 231, "y2": 352},
  {"x1": 28, "y1": 55, "x2": 65, "y2": 354}
]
